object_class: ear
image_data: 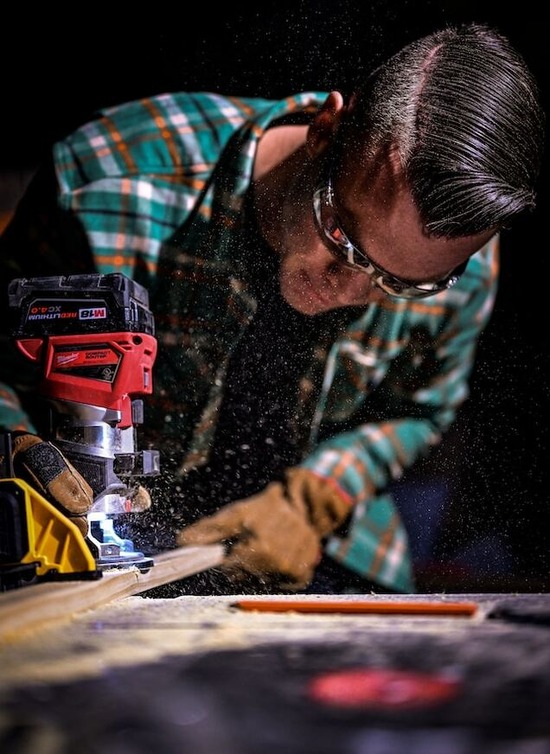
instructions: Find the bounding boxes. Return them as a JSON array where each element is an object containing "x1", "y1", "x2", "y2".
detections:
[
  {"x1": 386, "y1": 140, "x2": 406, "y2": 180},
  {"x1": 306, "y1": 91, "x2": 345, "y2": 158}
]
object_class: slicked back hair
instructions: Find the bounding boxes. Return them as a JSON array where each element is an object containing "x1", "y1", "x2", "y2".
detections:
[{"x1": 340, "y1": 23, "x2": 545, "y2": 237}]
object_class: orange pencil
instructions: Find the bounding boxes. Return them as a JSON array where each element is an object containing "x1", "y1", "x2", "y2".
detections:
[{"x1": 233, "y1": 599, "x2": 478, "y2": 617}]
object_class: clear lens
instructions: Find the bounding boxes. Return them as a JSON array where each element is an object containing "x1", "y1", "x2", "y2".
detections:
[{"x1": 313, "y1": 183, "x2": 466, "y2": 300}]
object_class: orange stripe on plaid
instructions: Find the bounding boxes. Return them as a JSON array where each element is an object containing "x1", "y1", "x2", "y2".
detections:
[
  {"x1": 380, "y1": 420, "x2": 410, "y2": 467},
  {"x1": 227, "y1": 96, "x2": 260, "y2": 116},
  {"x1": 143, "y1": 99, "x2": 185, "y2": 168},
  {"x1": 330, "y1": 451, "x2": 377, "y2": 499},
  {"x1": 330, "y1": 422, "x2": 410, "y2": 486},
  {"x1": 378, "y1": 296, "x2": 447, "y2": 317},
  {"x1": 102, "y1": 117, "x2": 137, "y2": 172},
  {"x1": 95, "y1": 253, "x2": 135, "y2": 270},
  {"x1": 370, "y1": 512, "x2": 401, "y2": 576}
]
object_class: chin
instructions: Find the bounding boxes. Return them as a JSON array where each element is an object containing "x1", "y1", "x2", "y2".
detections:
[
  {"x1": 285, "y1": 289, "x2": 374, "y2": 315},
  {"x1": 280, "y1": 288, "x2": 334, "y2": 316},
  {"x1": 287, "y1": 298, "x2": 325, "y2": 316},
  {"x1": 279, "y1": 270, "x2": 330, "y2": 316}
]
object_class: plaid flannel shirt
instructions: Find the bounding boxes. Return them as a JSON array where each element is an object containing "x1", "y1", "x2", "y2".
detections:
[{"x1": 0, "y1": 91, "x2": 499, "y2": 592}]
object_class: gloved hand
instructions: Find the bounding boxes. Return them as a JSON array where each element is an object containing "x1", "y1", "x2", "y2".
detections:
[
  {"x1": 8, "y1": 433, "x2": 94, "y2": 537},
  {"x1": 176, "y1": 468, "x2": 351, "y2": 590}
]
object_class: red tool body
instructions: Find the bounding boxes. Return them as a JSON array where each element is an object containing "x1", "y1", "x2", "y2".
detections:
[
  {"x1": 17, "y1": 331, "x2": 156, "y2": 429},
  {"x1": 0, "y1": 273, "x2": 160, "y2": 588}
]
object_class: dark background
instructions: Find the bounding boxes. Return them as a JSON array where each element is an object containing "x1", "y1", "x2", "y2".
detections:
[{"x1": 1, "y1": 1, "x2": 548, "y2": 588}]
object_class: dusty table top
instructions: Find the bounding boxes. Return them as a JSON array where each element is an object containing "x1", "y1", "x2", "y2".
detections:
[
  {"x1": 1, "y1": 592, "x2": 549, "y2": 753},
  {"x1": 0, "y1": 592, "x2": 547, "y2": 687}
]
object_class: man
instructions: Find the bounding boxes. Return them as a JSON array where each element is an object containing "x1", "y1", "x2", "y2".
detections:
[{"x1": 0, "y1": 24, "x2": 544, "y2": 594}]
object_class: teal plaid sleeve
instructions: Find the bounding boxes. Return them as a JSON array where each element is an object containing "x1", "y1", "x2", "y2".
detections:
[
  {"x1": 52, "y1": 91, "x2": 323, "y2": 280},
  {"x1": 302, "y1": 237, "x2": 500, "y2": 591},
  {"x1": 53, "y1": 92, "x2": 270, "y2": 278}
]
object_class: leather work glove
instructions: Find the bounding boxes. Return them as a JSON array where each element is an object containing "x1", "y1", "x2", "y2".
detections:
[
  {"x1": 128, "y1": 484, "x2": 152, "y2": 512},
  {"x1": 7, "y1": 433, "x2": 94, "y2": 537},
  {"x1": 176, "y1": 468, "x2": 351, "y2": 591}
]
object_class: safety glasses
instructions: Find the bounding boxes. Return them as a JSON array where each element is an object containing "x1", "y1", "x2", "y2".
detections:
[{"x1": 313, "y1": 173, "x2": 467, "y2": 299}]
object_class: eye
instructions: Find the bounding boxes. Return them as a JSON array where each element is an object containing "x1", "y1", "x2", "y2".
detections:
[{"x1": 327, "y1": 259, "x2": 342, "y2": 275}]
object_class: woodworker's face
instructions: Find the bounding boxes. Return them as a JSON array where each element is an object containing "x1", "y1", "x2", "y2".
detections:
[{"x1": 277, "y1": 151, "x2": 494, "y2": 316}]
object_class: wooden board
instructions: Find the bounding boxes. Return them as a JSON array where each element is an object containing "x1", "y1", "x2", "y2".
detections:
[{"x1": 0, "y1": 545, "x2": 224, "y2": 643}]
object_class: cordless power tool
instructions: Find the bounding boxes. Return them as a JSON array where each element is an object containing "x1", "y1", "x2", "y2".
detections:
[{"x1": 0, "y1": 273, "x2": 160, "y2": 590}]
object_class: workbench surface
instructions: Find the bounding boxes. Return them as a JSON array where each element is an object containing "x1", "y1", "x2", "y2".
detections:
[{"x1": 1, "y1": 593, "x2": 549, "y2": 753}]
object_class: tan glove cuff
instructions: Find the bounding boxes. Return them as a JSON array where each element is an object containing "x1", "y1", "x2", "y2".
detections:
[
  {"x1": 285, "y1": 468, "x2": 351, "y2": 539},
  {"x1": 12, "y1": 433, "x2": 94, "y2": 516}
]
